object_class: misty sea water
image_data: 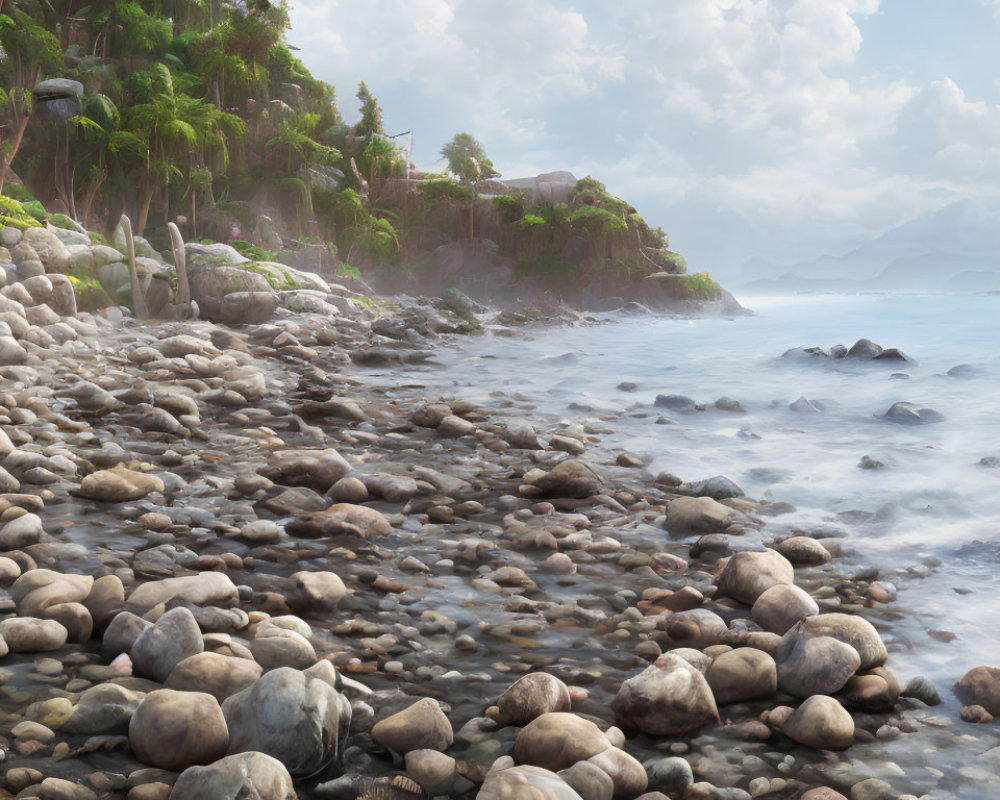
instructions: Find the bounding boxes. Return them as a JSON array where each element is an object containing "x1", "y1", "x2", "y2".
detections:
[{"x1": 397, "y1": 292, "x2": 1000, "y2": 693}]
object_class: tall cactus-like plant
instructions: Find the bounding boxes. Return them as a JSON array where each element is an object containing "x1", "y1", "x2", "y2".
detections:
[
  {"x1": 167, "y1": 221, "x2": 193, "y2": 317},
  {"x1": 119, "y1": 214, "x2": 150, "y2": 319}
]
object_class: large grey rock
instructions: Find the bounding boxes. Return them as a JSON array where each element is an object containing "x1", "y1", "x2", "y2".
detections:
[
  {"x1": 62, "y1": 683, "x2": 145, "y2": 734},
  {"x1": 611, "y1": 654, "x2": 719, "y2": 737},
  {"x1": 371, "y1": 697, "x2": 453, "y2": 754},
  {"x1": 494, "y1": 672, "x2": 572, "y2": 727},
  {"x1": 126, "y1": 573, "x2": 239, "y2": 614},
  {"x1": 717, "y1": 549, "x2": 795, "y2": 605},
  {"x1": 479, "y1": 762, "x2": 584, "y2": 800},
  {"x1": 185, "y1": 243, "x2": 250, "y2": 269},
  {"x1": 752, "y1": 583, "x2": 819, "y2": 634},
  {"x1": 220, "y1": 291, "x2": 279, "y2": 325},
  {"x1": 796, "y1": 613, "x2": 887, "y2": 670},
  {"x1": 189, "y1": 265, "x2": 269, "y2": 321},
  {"x1": 512, "y1": 713, "x2": 611, "y2": 772},
  {"x1": 775, "y1": 627, "x2": 861, "y2": 698},
  {"x1": 258, "y1": 448, "x2": 350, "y2": 493},
  {"x1": 664, "y1": 496, "x2": 734, "y2": 533},
  {"x1": 954, "y1": 666, "x2": 1000, "y2": 715},
  {"x1": 705, "y1": 648, "x2": 777, "y2": 705},
  {"x1": 171, "y1": 752, "x2": 297, "y2": 800},
  {"x1": 130, "y1": 689, "x2": 229, "y2": 771},
  {"x1": 223, "y1": 667, "x2": 351, "y2": 779},
  {"x1": 780, "y1": 695, "x2": 855, "y2": 749},
  {"x1": 131, "y1": 606, "x2": 204, "y2": 683},
  {"x1": 881, "y1": 402, "x2": 945, "y2": 425},
  {"x1": 531, "y1": 460, "x2": 603, "y2": 498},
  {"x1": 21, "y1": 227, "x2": 71, "y2": 272}
]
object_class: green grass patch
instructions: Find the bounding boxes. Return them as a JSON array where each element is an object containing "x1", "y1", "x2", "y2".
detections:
[
  {"x1": 0, "y1": 195, "x2": 41, "y2": 230},
  {"x1": 679, "y1": 271, "x2": 720, "y2": 301}
]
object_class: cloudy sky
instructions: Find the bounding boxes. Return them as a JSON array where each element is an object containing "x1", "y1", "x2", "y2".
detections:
[{"x1": 285, "y1": 0, "x2": 1000, "y2": 279}]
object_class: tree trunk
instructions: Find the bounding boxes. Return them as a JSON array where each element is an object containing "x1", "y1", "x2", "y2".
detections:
[
  {"x1": 81, "y1": 170, "x2": 106, "y2": 230},
  {"x1": 0, "y1": 113, "x2": 30, "y2": 196},
  {"x1": 136, "y1": 185, "x2": 155, "y2": 238}
]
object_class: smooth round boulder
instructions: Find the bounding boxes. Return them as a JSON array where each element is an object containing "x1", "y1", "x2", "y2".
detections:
[
  {"x1": 257, "y1": 448, "x2": 350, "y2": 493},
  {"x1": 62, "y1": 683, "x2": 145, "y2": 734},
  {"x1": 531, "y1": 460, "x2": 603, "y2": 498},
  {"x1": 249, "y1": 625, "x2": 317, "y2": 671},
  {"x1": 285, "y1": 503, "x2": 392, "y2": 539},
  {"x1": 290, "y1": 571, "x2": 347, "y2": 609},
  {"x1": 84, "y1": 574, "x2": 126, "y2": 631},
  {"x1": 752, "y1": 583, "x2": 819, "y2": 634},
  {"x1": 780, "y1": 695, "x2": 855, "y2": 749},
  {"x1": 773, "y1": 535, "x2": 831, "y2": 565},
  {"x1": 494, "y1": 672, "x2": 572, "y2": 727},
  {"x1": 170, "y1": 751, "x2": 297, "y2": 800},
  {"x1": 130, "y1": 606, "x2": 204, "y2": 683},
  {"x1": 512, "y1": 713, "x2": 611, "y2": 772},
  {"x1": 223, "y1": 667, "x2": 351, "y2": 779},
  {"x1": 126, "y1": 573, "x2": 239, "y2": 614},
  {"x1": 371, "y1": 696, "x2": 453, "y2": 755},
  {"x1": 404, "y1": 749, "x2": 459, "y2": 796},
  {"x1": 797, "y1": 613, "x2": 887, "y2": 670},
  {"x1": 558, "y1": 760, "x2": 614, "y2": 800},
  {"x1": 717, "y1": 550, "x2": 795, "y2": 605},
  {"x1": 659, "y1": 608, "x2": 729, "y2": 650},
  {"x1": 0, "y1": 617, "x2": 67, "y2": 651},
  {"x1": 954, "y1": 666, "x2": 1000, "y2": 715},
  {"x1": 102, "y1": 610, "x2": 152, "y2": 659},
  {"x1": 611, "y1": 655, "x2": 719, "y2": 738},
  {"x1": 705, "y1": 648, "x2": 777, "y2": 705},
  {"x1": 775, "y1": 627, "x2": 861, "y2": 698},
  {"x1": 479, "y1": 763, "x2": 584, "y2": 800},
  {"x1": 664, "y1": 496, "x2": 734, "y2": 533},
  {"x1": 129, "y1": 689, "x2": 229, "y2": 771},
  {"x1": 586, "y1": 747, "x2": 648, "y2": 800},
  {"x1": 165, "y1": 651, "x2": 263, "y2": 702}
]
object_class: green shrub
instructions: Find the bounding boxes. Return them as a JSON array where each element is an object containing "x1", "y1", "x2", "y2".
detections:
[
  {"x1": 419, "y1": 177, "x2": 472, "y2": 200},
  {"x1": 21, "y1": 200, "x2": 46, "y2": 223},
  {"x1": 49, "y1": 213, "x2": 77, "y2": 231},
  {"x1": 230, "y1": 239, "x2": 279, "y2": 262},
  {"x1": 679, "y1": 271, "x2": 719, "y2": 300},
  {"x1": 2, "y1": 185, "x2": 34, "y2": 203},
  {"x1": 516, "y1": 213, "x2": 546, "y2": 229},
  {"x1": 659, "y1": 251, "x2": 687, "y2": 274},
  {"x1": 337, "y1": 263, "x2": 361, "y2": 280},
  {"x1": 568, "y1": 204, "x2": 627, "y2": 234},
  {"x1": 0, "y1": 195, "x2": 41, "y2": 230},
  {"x1": 493, "y1": 195, "x2": 524, "y2": 223}
]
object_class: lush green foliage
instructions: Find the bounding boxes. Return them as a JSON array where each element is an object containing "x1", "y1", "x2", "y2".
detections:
[
  {"x1": 441, "y1": 132, "x2": 498, "y2": 183},
  {"x1": 420, "y1": 178, "x2": 472, "y2": 200},
  {"x1": 0, "y1": 195, "x2": 40, "y2": 229},
  {"x1": 679, "y1": 271, "x2": 720, "y2": 300},
  {"x1": 0, "y1": 0, "x2": 701, "y2": 292}
]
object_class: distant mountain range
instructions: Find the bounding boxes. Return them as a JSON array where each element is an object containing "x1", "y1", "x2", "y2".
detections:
[{"x1": 738, "y1": 198, "x2": 1000, "y2": 293}]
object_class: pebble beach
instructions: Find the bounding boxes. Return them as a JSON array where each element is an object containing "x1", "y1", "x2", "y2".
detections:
[{"x1": 0, "y1": 223, "x2": 997, "y2": 800}]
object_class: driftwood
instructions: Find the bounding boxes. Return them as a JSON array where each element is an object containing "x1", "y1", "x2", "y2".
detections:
[
  {"x1": 118, "y1": 215, "x2": 197, "y2": 320},
  {"x1": 166, "y1": 221, "x2": 196, "y2": 319},
  {"x1": 119, "y1": 214, "x2": 150, "y2": 320}
]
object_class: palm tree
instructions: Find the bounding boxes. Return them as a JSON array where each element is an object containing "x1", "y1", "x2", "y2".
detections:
[{"x1": 126, "y1": 62, "x2": 245, "y2": 234}]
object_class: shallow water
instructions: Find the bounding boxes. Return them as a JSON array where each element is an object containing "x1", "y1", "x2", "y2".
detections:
[{"x1": 393, "y1": 293, "x2": 1000, "y2": 691}]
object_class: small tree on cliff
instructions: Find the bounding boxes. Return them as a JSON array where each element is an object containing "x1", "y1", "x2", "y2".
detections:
[{"x1": 441, "y1": 132, "x2": 498, "y2": 184}]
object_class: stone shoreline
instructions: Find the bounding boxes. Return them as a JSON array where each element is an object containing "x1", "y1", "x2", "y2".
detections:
[{"x1": 0, "y1": 225, "x2": 995, "y2": 800}]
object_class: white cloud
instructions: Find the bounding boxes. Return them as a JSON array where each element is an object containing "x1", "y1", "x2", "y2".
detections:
[{"x1": 286, "y1": 0, "x2": 1000, "y2": 272}]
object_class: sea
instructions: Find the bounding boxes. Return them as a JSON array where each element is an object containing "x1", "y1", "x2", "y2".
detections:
[
  {"x1": 382, "y1": 290, "x2": 1000, "y2": 795},
  {"x1": 399, "y1": 292, "x2": 1000, "y2": 689}
]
